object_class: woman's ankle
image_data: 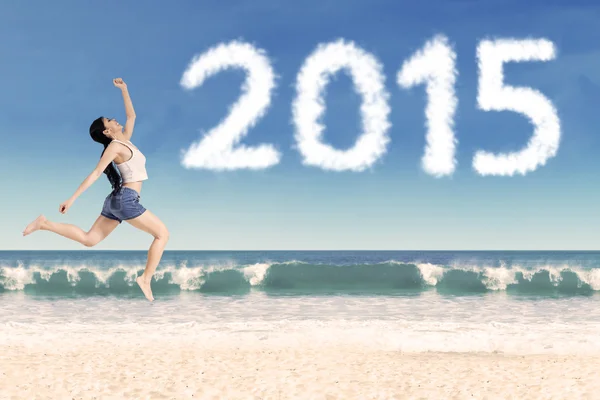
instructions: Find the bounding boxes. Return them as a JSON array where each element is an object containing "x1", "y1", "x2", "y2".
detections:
[{"x1": 39, "y1": 219, "x2": 49, "y2": 230}]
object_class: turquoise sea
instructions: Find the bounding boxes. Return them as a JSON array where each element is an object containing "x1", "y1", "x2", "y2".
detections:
[{"x1": 1, "y1": 250, "x2": 599, "y2": 354}]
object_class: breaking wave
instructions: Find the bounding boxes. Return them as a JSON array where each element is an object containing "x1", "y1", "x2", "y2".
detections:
[{"x1": 2, "y1": 261, "x2": 600, "y2": 296}]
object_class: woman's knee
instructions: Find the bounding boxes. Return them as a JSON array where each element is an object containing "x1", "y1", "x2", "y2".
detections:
[
  {"x1": 155, "y1": 227, "x2": 169, "y2": 241},
  {"x1": 82, "y1": 233, "x2": 99, "y2": 247}
]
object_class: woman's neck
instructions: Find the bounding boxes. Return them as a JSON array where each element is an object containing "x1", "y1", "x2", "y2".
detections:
[{"x1": 111, "y1": 133, "x2": 127, "y2": 142}]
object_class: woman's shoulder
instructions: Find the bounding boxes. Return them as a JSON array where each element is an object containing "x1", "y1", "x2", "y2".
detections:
[{"x1": 110, "y1": 139, "x2": 134, "y2": 148}]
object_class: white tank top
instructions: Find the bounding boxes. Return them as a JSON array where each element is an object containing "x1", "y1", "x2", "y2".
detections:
[{"x1": 112, "y1": 139, "x2": 148, "y2": 183}]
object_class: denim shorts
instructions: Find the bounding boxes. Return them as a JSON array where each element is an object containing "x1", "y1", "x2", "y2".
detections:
[{"x1": 101, "y1": 187, "x2": 146, "y2": 223}]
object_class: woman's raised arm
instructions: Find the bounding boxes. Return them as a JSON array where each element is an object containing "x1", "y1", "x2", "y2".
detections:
[{"x1": 114, "y1": 78, "x2": 136, "y2": 140}]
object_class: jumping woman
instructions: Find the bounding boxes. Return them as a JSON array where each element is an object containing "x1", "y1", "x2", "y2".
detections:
[{"x1": 22, "y1": 78, "x2": 169, "y2": 302}]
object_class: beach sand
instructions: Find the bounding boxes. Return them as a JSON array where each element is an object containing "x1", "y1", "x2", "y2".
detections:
[{"x1": 1, "y1": 338, "x2": 597, "y2": 400}]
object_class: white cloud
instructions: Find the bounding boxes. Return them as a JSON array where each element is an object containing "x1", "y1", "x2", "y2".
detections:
[
  {"x1": 180, "y1": 40, "x2": 280, "y2": 170},
  {"x1": 473, "y1": 38, "x2": 561, "y2": 176},
  {"x1": 397, "y1": 35, "x2": 458, "y2": 177},
  {"x1": 292, "y1": 39, "x2": 391, "y2": 171}
]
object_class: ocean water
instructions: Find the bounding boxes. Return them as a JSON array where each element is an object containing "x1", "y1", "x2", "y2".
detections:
[{"x1": 1, "y1": 250, "x2": 600, "y2": 355}]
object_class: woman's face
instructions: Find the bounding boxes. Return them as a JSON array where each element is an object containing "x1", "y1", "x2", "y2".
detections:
[{"x1": 102, "y1": 118, "x2": 122, "y2": 137}]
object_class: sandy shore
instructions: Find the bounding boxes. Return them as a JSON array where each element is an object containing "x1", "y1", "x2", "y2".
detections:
[{"x1": 0, "y1": 340, "x2": 597, "y2": 399}]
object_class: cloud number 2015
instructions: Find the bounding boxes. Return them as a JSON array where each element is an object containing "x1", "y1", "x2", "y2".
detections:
[{"x1": 179, "y1": 35, "x2": 560, "y2": 177}]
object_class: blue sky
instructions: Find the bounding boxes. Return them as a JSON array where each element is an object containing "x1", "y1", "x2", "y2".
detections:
[{"x1": 3, "y1": 0, "x2": 600, "y2": 250}]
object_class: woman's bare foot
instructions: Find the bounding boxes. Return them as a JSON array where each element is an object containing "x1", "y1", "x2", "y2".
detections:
[
  {"x1": 136, "y1": 276, "x2": 154, "y2": 302},
  {"x1": 23, "y1": 215, "x2": 47, "y2": 236}
]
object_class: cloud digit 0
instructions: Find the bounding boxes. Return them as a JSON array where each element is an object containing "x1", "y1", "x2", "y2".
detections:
[{"x1": 292, "y1": 39, "x2": 391, "y2": 172}]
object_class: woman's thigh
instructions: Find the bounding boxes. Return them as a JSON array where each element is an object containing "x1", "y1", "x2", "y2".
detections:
[
  {"x1": 87, "y1": 215, "x2": 120, "y2": 245},
  {"x1": 125, "y1": 209, "x2": 169, "y2": 239}
]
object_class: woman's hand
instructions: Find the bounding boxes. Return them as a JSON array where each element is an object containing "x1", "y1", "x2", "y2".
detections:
[
  {"x1": 113, "y1": 78, "x2": 127, "y2": 89},
  {"x1": 59, "y1": 199, "x2": 73, "y2": 214}
]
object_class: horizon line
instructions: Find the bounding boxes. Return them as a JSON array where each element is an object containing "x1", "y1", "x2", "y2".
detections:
[{"x1": 2, "y1": 249, "x2": 600, "y2": 252}]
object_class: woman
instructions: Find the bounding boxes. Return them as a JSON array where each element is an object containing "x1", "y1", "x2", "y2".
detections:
[{"x1": 22, "y1": 78, "x2": 169, "y2": 302}]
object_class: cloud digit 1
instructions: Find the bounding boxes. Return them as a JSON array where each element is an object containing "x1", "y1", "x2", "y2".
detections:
[
  {"x1": 474, "y1": 38, "x2": 561, "y2": 176},
  {"x1": 292, "y1": 39, "x2": 391, "y2": 172},
  {"x1": 397, "y1": 35, "x2": 459, "y2": 177},
  {"x1": 179, "y1": 40, "x2": 280, "y2": 170}
]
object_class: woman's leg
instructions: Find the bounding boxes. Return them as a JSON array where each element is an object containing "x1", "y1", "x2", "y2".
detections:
[
  {"x1": 23, "y1": 214, "x2": 120, "y2": 247},
  {"x1": 125, "y1": 210, "x2": 169, "y2": 301}
]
